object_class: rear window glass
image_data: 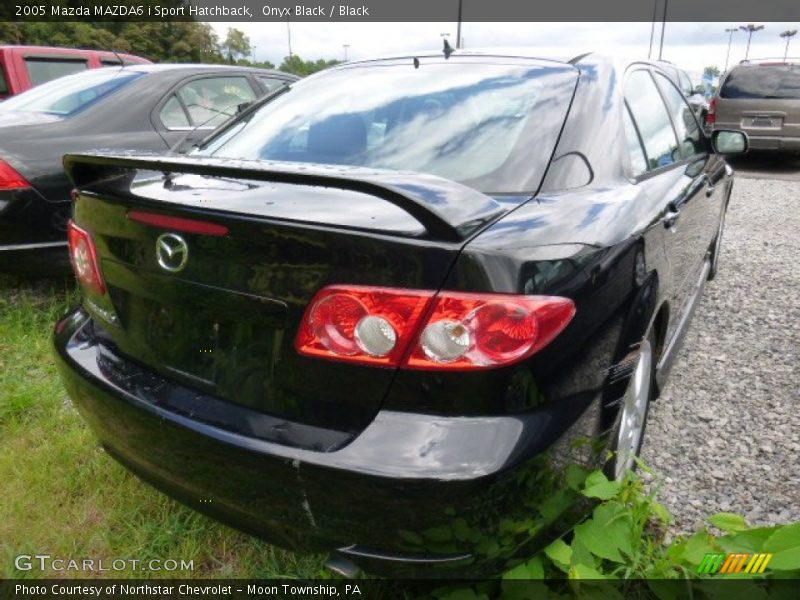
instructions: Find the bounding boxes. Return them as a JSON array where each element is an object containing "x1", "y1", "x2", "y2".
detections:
[
  {"x1": 721, "y1": 65, "x2": 800, "y2": 99},
  {"x1": 0, "y1": 68, "x2": 142, "y2": 115},
  {"x1": 199, "y1": 60, "x2": 578, "y2": 194},
  {"x1": 25, "y1": 58, "x2": 88, "y2": 86}
]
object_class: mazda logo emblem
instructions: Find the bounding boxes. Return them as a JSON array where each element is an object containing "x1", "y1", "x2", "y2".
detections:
[{"x1": 156, "y1": 233, "x2": 189, "y2": 273}]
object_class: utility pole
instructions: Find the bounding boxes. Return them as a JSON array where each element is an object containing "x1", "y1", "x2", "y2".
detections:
[
  {"x1": 648, "y1": 0, "x2": 659, "y2": 59},
  {"x1": 658, "y1": 0, "x2": 668, "y2": 60},
  {"x1": 739, "y1": 24, "x2": 764, "y2": 60},
  {"x1": 456, "y1": 0, "x2": 463, "y2": 49},
  {"x1": 286, "y1": 20, "x2": 293, "y2": 58},
  {"x1": 724, "y1": 27, "x2": 737, "y2": 72},
  {"x1": 343, "y1": 44, "x2": 350, "y2": 61},
  {"x1": 780, "y1": 29, "x2": 797, "y2": 61}
]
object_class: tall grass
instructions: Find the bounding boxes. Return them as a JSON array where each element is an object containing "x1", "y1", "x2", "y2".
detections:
[{"x1": 0, "y1": 276, "x2": 327, "y2": 579}]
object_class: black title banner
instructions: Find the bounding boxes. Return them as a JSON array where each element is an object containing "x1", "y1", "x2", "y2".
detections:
[
  {"x1": 3, "y1": 578, "x2": 800, "y2": 599},
  {"x1": 2, "y1": 0, "x2": 800, "y2": 23}
]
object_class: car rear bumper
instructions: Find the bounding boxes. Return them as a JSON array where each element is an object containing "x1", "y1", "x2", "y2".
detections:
[
  {"x1": 0, "y1": 188, "x2": 70, "y2": 274},
  {"x1": 53, "y1": 308, "x2": 594, "y2": 576},
  {"x1": 714, "y1": 127, "x2": 800, "y2": 152},
  {"x1": 746, "y1": 135, "x2": 800, "y2": 152}
]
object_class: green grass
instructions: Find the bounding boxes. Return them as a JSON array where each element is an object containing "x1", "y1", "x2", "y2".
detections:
[{"x1": 0, "y1": 276, "x2": 327, "y2": 579}]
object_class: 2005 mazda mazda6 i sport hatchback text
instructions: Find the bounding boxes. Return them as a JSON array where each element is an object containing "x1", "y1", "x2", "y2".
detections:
[{"x1": 54, "y1": 50, "x2": 748, "y2": 576}]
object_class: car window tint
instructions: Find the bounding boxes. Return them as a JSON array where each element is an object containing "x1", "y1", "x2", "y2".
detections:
[
  {"x1": 160, "y1": 95, "x2": 190, "y2": 129},
  {"x1": 623, "y1": 105, "x2": 648, "y2": 177},
  {"x1": 720, "y1": 65, "x2": 800, "y2": 99},
  {"x1": 258, "y1": 76, "x2": 286, "y2": 93},
  {"x1": 178, "y1": 77, "x2": 256, "y2": 128},
  {"x1": 0, "y1": 68, "x2": 143, "y2": 115},
  {"x1": 655, "y1": 73, "x2": 703, "y2": 160},
  {"x1": 25, "y1": 58, "x2": 88, "y2": 86},
  {"x1": 198, "y1": 62, "x2": 578, "y2": 194},
  {"x1": 625, "y1": 70, "x2": 679, "y2": 171}
]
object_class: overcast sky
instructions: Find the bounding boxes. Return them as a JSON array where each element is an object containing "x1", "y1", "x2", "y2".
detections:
[{"x1": 209, "y1": 21, "x2": 800, "y2": 80}]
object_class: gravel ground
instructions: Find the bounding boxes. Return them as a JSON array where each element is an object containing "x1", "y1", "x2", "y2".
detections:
[{"x1": 640, "y1": 175, "x2": 800, "y2": 535}]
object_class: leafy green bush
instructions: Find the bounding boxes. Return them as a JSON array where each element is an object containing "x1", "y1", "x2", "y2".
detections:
[{"x1": 431, "y1": 463, "x2": 800, "y2": 598}]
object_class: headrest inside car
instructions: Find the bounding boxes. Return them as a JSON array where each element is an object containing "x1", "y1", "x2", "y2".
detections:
[{"x1": 307, "y1": 114, "x2": 367, "y2": 160}]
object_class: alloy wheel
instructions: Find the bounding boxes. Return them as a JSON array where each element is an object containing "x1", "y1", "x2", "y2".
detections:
[{"x1": 614, "y1": 338, "x2": 653, "y2": 481}]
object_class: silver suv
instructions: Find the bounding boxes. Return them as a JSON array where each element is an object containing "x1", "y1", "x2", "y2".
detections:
[{"x1": 711, "y1": 60, "x2": 800, "y2": 152}]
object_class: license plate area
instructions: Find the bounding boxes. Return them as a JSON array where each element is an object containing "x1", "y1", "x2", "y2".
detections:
[
  {"x1": 744, "y1": 116, "x2": 783, "y2": 129},
  {"x1": 102, "y1": 259, "x2": 289, "y2": 404}
]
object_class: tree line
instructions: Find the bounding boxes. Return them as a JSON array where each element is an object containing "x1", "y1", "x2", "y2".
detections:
[{"x1": 0, "y1": 22, "x2": 340, "y2": 76}]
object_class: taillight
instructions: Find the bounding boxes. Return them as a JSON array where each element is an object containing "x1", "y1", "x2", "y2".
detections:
[
  {"x1": 67, "y1": 221, "x2": 105, "y2": 295},
  {"x1": 707, "y1": 97, "x2": 717, "y2": 126},
  {"x1": 295, "y1": 286, "x2": 575, "y2": 370},
  {"x1": 0, "y1": 159, "x2": 31, "y2": 190},
  {"x1": 405, "y1": 292, "x2": 575, "y2": 370},
  {"x1": 295, "y1": 286, "x2": 435, "y2": 367}
]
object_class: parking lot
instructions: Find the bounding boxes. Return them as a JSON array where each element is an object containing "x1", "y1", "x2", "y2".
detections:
[
  {"x1": 729, "y1": 153, "x2": 800, "y2": 182},
  {"x1": 642, "y1": 154, "x2": 800, "y2": 534}
]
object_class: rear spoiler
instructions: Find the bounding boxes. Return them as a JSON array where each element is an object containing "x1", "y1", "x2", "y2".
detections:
[{"x1": 63, "y1": 153, "x2": 508, "y2": 243}]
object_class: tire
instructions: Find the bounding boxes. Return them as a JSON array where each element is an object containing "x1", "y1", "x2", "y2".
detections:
[
  {"x1": 607, "y1": 328, "x2": 657, "y2": 481},
  {"x1": 707, "y1": 204, "x2": 727, "y2": 281}
]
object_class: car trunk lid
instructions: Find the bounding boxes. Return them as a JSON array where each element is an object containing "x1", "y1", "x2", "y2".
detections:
[{"x1": 65, "y1": 153, "x2": 508, "y2": 438}]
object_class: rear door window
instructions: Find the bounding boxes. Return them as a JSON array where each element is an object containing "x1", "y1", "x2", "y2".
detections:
[
  {"x1": 655, "y1": 72, "x2": 704, "y2": 160},
  {"x1": 159, "y1": 95, "x2": 191, "y2": 129},
  {"x1": 177, "y1": 77, "x2": 257, "y2": 128},
  {"x1": 721, "y1": 65, "x2": 800, "y2": 99},
  {"x1": 624, "y1": 69, "x2": 680, "y2": 171},
  {"x1": 24, "y1": 57, "x2": 88, "y2": 86},
  {"x1": 257, "y1": 76, "x2": 287, "y2": 94},
  {"x1": 679, "y1": 71, "x2": 694, "y2": 95},
  {"x1": 623, "y1": 106, "x2": 648, "y2": 177}
]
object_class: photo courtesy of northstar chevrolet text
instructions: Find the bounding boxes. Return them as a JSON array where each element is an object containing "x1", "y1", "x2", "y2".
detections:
[{"x1": 0, "y1": 0, "x2": 798, "y2": 593}]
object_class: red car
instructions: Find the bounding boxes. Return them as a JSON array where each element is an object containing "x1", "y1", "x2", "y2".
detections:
[{"x1": 0, "y1": 45, "x2": 150, "y2": 99}]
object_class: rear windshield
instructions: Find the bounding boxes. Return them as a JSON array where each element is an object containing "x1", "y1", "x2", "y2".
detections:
[
  {"x1": 25, "y1": 57, "x2": 88, "y2": 86},
  {"x1": 0, "y1": 68, "x2": 142, "y2": 115},
  {"x1": 197, "y1": 59, "x2": 577, "y2": 194},
  {"x1": 720, "y1": 65, "x2": 800, "y2": 99}
]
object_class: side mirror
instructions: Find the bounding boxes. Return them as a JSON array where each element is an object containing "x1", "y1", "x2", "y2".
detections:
[
  {"x1": 712, "y1": 130, "x2": 748, "y2": 155},
  {"x1": 693, "y1": 84, "x2": 706, "y2": 95}
]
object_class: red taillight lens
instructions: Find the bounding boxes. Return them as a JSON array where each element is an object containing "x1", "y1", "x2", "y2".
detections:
[
  {"x1": 0, "y1": 159, "x2": 31, "y2": 190},
  {"x1": 406, "y1": 292, "x2": 575, "y2": 370},
  {"x1": 296, "y1": 286, "x2": 435, "y2": 366},
  {"x1": 295, "y1": 286, "x2": 575, "y2": 370},
  {"x1": 706, "y1": 97, "x2": 717, "y2": 125},
  {"x1": 67, "y1": 221, "x2": 105, "y2": 294},
  {"x1": 127, "y1": 210, "x2": 229, "y2": 236}
]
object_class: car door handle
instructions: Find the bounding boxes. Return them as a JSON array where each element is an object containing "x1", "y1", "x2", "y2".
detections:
[
  {"x1": 664, "y1": 207, "x2": 681, "y2": 229},
  {"x1": 705, "y1": 177, "x2": 717, "y2": 197}
]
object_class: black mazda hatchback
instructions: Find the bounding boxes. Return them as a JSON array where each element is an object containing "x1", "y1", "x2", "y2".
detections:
[{"x1": 54, "y1": 51, "x2": 747, "y2": 576}]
